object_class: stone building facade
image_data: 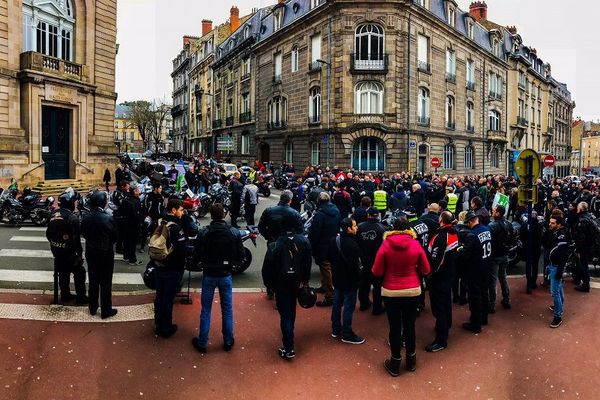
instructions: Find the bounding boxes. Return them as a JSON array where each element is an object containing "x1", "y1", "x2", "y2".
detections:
[
  {"x1": 171, "y1": 38, "x2": 193, "y2": 154},
  {"x1": 0, "y1": 0, "x2": 118, "y2": 187},
  {"x1": 549, "y1": 79, "x2": 575, "y2": 178}
]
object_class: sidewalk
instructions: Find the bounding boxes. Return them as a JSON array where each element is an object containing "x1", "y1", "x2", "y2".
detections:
[{"x1": 1, "y1": 279, "x2": 598, "y2": 400}]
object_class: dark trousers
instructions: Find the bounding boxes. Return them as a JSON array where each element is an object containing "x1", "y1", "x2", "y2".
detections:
[
  {"x1": 467, "y1": 267, "x2": 489, "y2": 329},
  {"x1": 115, "y1": 219, "x2": 126, "y2": 253},
  {"x1": 87, "y1": 250, "x2": 115, "y2": 315},
  {"x1": 230, "y1": 201, "x2": 241, "y2": 228},
  {"x1": 578, "y1": 252, "x2": 591, "y2": 288},
  {"x1": 358, "y1": 266, "x2": 383, "y2": 311},
  {"x1": 384, "y1": 296, "x2": 419, "y2": 359},
  {"x1": 452, "y1": 265, "x2": 468, "y2": 302},
  {"x1": 527, "y1": 250, "x2": 542, "y2": 289},
  {"x1": 123, "y1": 226, "x2": 139, "y2": 262},
  {"x1": 331, "y1": 288, "x2": 357, "y2": 336},
  {"x1": 54, "y1": 254, "x2": 86, "y2": 300},
  {"x1": 275, "y1": 292, "x2": 297, "y2": 352},
  {"x1": 428, "y1": 279, "x2": 452, "y2": 346},
  {"x1": 245, "y1": 203, "x2": 256, "y2": 226},
  {"x1": 154, "y1": 268, "x2": 184, "y2": 333}
]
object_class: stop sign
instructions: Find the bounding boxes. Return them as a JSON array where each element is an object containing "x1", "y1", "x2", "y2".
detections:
[
  {"x1": 543, "y1": 155, "x2": 555, "y2": 168},
  {"x1": 431, "y1": 157, "x2": 441, "y2": 168}
]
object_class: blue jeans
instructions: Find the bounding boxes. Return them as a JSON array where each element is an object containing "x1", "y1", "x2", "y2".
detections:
[
  {"x1": 547, "y1": 265, "x2": 564, "y2": 318},
  {"x1": 196, "y1": 275, "x2": 234, "y2": 347},
  {"x1": 154, "y1": 268, "x2": 183, "y2": 332},
  {"x1": 331, "y1": 288, "x2": 357, "y2": 336},
  {"x1": 275, "y1": 292, "x2": 297, "y2": 351}
]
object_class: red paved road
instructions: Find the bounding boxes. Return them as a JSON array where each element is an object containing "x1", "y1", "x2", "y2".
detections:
[{"x1": 1, "y1": 279, "x2": 599, "y2": 400}]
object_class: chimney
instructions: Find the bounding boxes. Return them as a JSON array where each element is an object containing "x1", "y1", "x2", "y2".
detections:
[
  {"x1": 183, "y1": 36, "x2": 191, "y2": 46},
  {"x1": 278, "y1": 0, "x2": 285, "y2": 4},
  {"x1": 506, "y1": 25, "x2": 517, "y2": 35},
  {"x1": 469, "y1": 1, "x2": 487, "y2": 22},
  {"x1": 230, "y1": 6, "x2": 240, "y2": 32},
  {"x1": 202, "y1": 19, "x2": 213, "y2": 36}
]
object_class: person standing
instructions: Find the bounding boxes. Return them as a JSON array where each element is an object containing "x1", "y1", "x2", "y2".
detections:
[
  {"x1": 185, "y1": 166, "x2": 198, "y2": 194},
  {"x1": 329, "y1": 217, "x2": 365, "y2": 344},
  {"x1": 229, "y1": 171, "x2": 244, "y2": 228},
  {"x1": 470, "y1": 196, "x2": 490, "y2": 225},
  {"x1": 308, "y1": 192, "x2": 342, "y2": 307},
  {"x1": 46, "y1": 189, "x2": 87, "y2": 304},
  {"x1": 114, "y1": 164, "x2": 124, "y2": 187},
  {"x1": 425, "y1": 211, "x2": 458, "y2": 352},
  {"x1": 103, "y1": 168, "x2": 111, "y2": 192},
  {"x1": 461, "y1": 211, "x2": 492, "y2": 333},
  {"x1": 262, "y1": 230, "x2": 312, "y2": 359},
  {"x1": 241, "y1": 179, "x2": 259, "y2": 226},
  {"x1": 573, "y1": 202, "x2": 597, "y2": 292},
  {"x1": 192, "y1": 204, "x2": 244, "y2": 353},
  {"x1": 487, "y1": 205, "x2": 513, "y2": 311},
  {"x1": 444, "y1": 187, "x2": 458, "y2": 216},
  {"x1": 153, "y1": 199, "x2": 187, "y2": 338},
  {"x1": 410, "y1": 184, "x2": 426, "y2": 217},
  {"x1": 81, "y1": 191, "x2": 118, "y2": 319},
  {"x1": 110, "y1": 180, "x2": 130, "y2": 254},
  {"x1": 356, "y1": 207, "x2": 387, "y2": 314},
  {"x1": 546, "y1": 215, "x2": 570, "y2": 328},
  {"x1": 120, "y1": 183, "x2": 144, "y2": 265},
  {"x1": 372, "y1": 216, "x2": 431, "y2": 375},
  {"x1": 373, "y1": 187, "x2": 388, "y2": 218},
  {"x1": 332, "y1": 184, "x2": 352, "y2": 218}
]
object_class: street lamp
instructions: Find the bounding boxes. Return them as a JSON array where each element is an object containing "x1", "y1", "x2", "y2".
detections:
[{"x1": 316, "y1": 58, "x2": 331, "y2": 167}]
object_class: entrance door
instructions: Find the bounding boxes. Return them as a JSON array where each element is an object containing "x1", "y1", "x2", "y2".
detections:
[
  {"x1": 259, "y1": 143, "x2": 270, "y2": 163},
  {"x1": 42, "y1": 106, "x2": 71, "y2": 180},
  {"x1": 418, "y1": 144, "x2": 428, "y2": 175}
]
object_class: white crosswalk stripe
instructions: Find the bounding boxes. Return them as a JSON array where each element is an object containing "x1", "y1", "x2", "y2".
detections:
[
  {"x1": 0, "y1": 248, "x2": 126, "y2": 261},
  {"x1": 10, "y1": 236, "x2": 86, "y2": 243},
  {"x1": 18, "y1": 227, "x2": 47, "y2": 232},
  {"x1": 0, "y1": 269, "x2": 144, "y2": 285}
]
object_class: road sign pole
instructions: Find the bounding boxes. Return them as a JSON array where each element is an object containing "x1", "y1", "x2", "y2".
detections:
[{"x1": 526, "y1": 155, "x2": 533, "y2": 293}]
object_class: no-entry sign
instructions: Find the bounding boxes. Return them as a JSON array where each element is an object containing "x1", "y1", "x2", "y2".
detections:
[
  {"x1": 543, "y1": 155, "x2": 556, "y2": 168},
  {"x1": 431, "y1": 157, "x2": 441, "y2": 168}
]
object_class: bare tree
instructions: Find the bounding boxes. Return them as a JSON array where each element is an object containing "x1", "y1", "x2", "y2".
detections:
[
  {"x1": 124, "y1": 100, "x2": 153, "y2": 150},
  {"x1": 148, "y1": 100, "x2": 171, "y2": 153}
]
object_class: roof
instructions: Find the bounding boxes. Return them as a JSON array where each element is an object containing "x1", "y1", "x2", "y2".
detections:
[{"x1": 115, "y1": 104, "x2": 130, "y2": 118}]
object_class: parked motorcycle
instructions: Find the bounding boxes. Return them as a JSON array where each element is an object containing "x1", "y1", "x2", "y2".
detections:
[
  {"x1": 257, "y1": 174, "x2": 273, "y2": 197},
  {"x1": 2, "y1": 187, "x2": 54, "y2": 226},
  {"x1": 194, "y1": 183, "x2": 231, "y2": 219},
  {"x1": 234, "y1": 226, "x2": 259, "y2": 274}
]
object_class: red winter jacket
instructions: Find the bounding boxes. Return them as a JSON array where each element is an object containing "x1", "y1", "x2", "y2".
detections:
[{"x1": 372, "y1": 230, "x2": 431, "y2": 291}]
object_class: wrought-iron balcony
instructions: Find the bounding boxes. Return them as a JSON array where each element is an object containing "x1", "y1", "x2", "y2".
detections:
[
  {"x1": 267, "y1": 121, "x2": 287, "y2": 130},
  {"x1": 309, "y1": 61, "x2": 322, "y2": 73},
  {"x1": 418, "y1": 61, "x2": 431, "y2": 73},
  {"x1": 225, "y1": 116, "x2": 234, "y2": 126},
  {"x1": 466, "y1": 125, "x2": 475, "y2": 132},
  {"x1": 350, "y1": 54, "x2": 389, "y2": 74},
  {"x1": 487, "y1": 130, "x2": 508, "y2": 142},
  {"x1": 466, "y1": 82, "x2": 476, "y2": 91},
  {"x1": 240, "y1": 72, "x2": 251, "y2": 82},
  {"x1": 446, "y1": 122, "x2": 456, "y2": 130},
  {"x1": 515, "y1": 116, "x2": 528, "y2": 127},
  {"x1": 354, "y1": 114, "x2": 384, "y2": 124},
  {"x1": 212, "y1": 119, "x2": 222, "y2": 129},
  {"x1": 273, "y1": 74, "x2": 282, "y2": 84},
  {"x1": 417, "y1": 115, "x2": 430, "y2": 126},
  {"x1": 20, "y1": 51, "x2": 85, "y2": 81},
  {"x1": 446, "y1": 72, "x2": 456, "y2": 83},
  {"x1": 308, "y1": 115, "x2": 321, "y2": 126},
  {"x1": 171, "y1": 104, "x2": 183, "y2": 116},
  {"x1": 239, "y1": 111, "x2": 252, "y2": 123}
]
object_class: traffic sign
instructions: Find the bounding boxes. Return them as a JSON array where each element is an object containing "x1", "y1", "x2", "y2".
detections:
[
  {"x1": 543, "y1": 154, "x2": 556, "y2": 168},
  {"x1": 515, "y1": 149, "x2": 541, "y2": 184},
  {"x1": 431, "y1": 157, "x2": 441, "y2": 168},
  {"x1": 409, "y1": 139, "x2": 417, "y2": 149},
  {"x1": 518, "y1": 184, "x2": 538, "y2": 206}
]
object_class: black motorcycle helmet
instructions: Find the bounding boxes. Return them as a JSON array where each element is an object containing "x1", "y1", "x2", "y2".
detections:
[
  {"x1": 58, "y1": 188, "x2": 80, "y2": 211},
  {"x1": 297, "y1": 286, "x2": 317, "y2": 309},
  {"x1": 88, "y1": 190, "x2": 108, "y2": 209}
]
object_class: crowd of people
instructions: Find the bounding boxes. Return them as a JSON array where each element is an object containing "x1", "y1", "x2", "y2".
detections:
[{"x1": 45, "y1": 157, "x2": 600, "y2": 377}]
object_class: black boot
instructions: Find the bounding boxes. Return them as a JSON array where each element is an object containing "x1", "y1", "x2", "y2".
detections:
[
  {"x1": 383, "y1": 357, "x2": 401, "y2": 377},
  {"x1": 406, "y1": 353, "x2": 417, "y2": 372}
]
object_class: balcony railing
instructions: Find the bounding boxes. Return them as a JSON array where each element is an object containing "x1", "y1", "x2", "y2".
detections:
[
  {"x1": 308, "y1": 115, "x2": 321, "y2": 125},
  {"x1": 273, "y1": 74, "x2": 282, "y2": 84},
  {"x1": 467, "y1": 125, "x2": 475, "y2": 132},
  {"x1": 240, "y1": 72, "x2": 251, "y2": 82},
  {"x1": 171, "y1": 104, "x2": 183, "y2": 116},
  {"x1": 546, "y1": 127, "x2": 555, "y2": 135},
  {"x1": 350, "y1": 54, "x2": 389, "y2": 74},
  {"x1": 417, "y1": 115, "x2": 430, "y2": 126},
  {"x1": 225, "y1": 116, "x2": 234, "y2": 126},
  {"x1": 466, "y1": 81, "x2": 476, "y2": 91},
  {"x1": 487, "y1": 130, "x2": 508, "y2": 142},
  {"x1": 446, "y1": 122, "x2": 456, "y2": 130},
  {"x1": 418, "y1": 61, "x2": 431, "y2": 73},
  {"x1": 239, "y1": 111, "x2": 252, "y2": 123},
  {"x1": 267, "y1": 121, "x2": 287, "y2": 130},
  {"x1": 212, "y1": 119, "x2": 222, "y2": 129},
  {"x1": 518, "y1": 82, "x2": 526, "y2": 90},
  {"x1": 446, "y1": 72, "x2": 456, "y2": 83},
  {"x1": 20, "y1": 51, "x2": 84, "y2": 81},
  {"x1": 516, "y1": 116, "x2": 528, "y2": 126},
  {"x1": 354, "y1": 114, "x2": 384, "y2": 124},
  {"x1": 309, "y1": 61, "x2": 322, "y2": 73}
]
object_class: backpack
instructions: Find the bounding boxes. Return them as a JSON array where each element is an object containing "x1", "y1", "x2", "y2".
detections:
[
  {"x1": 584, "y1": 215, "x2": 600, "y2": 257},
  {"x1": 278, "y1": 236, "x2": 302, "y2": 292},
  {"x1": 46, "y1": 210, "x2": 71, "y2": 255},
  {"x1": 148, "y1": 219, "x2": 175, "y2": 262}
]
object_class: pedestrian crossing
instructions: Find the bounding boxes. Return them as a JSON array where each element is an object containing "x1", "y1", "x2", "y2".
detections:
[{"x1": 0, "y1": 227, "x2": 145, "y2": 287}]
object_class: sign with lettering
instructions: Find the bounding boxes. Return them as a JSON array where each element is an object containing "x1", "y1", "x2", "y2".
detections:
[{"x1": 45, "y1": 85, "x2": 77, "y2": 104}]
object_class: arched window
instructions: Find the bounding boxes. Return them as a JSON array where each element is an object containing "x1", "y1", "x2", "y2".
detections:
[
  {"x1": 466, "y1": 101, "x2": 475, "y2": 131},
  {"x1": 355, "y1": 82, "x2": 383, "y2": 114},
  {"x1": 355, "y1": 24, "x2": 384, "y2": 62},
  {"x1": 268, "y1": 96, "x2": 287, "y2": 128},
  {"x1": 464, "y1": 145, "x2": 474, "y2": 169},
  {"x1": 22, "y1": 0, "x2": 75, "y2": 61},
  {"x1": 311, "y1": 142, "x2": 320, "y2": 165},
  {"x1": 352, "y1": 137, "x2": 386, "y2": 171},
  {"x1": 443, "y1": 144, "x2": 455, "y2": 169},
  {"x1": 309, "y1": 87, "x2": 321, "y2": 124},
  {"x1": 291, "y1": 47, "x2": 299, "y2": 72},
  {"x1": 285, "y1": 142, "x2": 293, "y2": 163},
  {"x1": 445, "y1": 96, "x2": 455, "y2": 129},
  {"x1": 418, "y1": 87, "x2": 430, "y2": 125},
  {"x1": 489, "y1": 110, "x2": 501, "y2": 131},
  {"x1": 490, "y1": 147, "x2": 499, "y2": 168}
]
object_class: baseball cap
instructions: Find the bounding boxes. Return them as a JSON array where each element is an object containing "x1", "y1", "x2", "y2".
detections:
[
  {"x1": 463, "y1": 211, "x2": 478, "y2": 223},
  {"x1": 367, "y1": 207, "x2": 379, "y2": 217}
]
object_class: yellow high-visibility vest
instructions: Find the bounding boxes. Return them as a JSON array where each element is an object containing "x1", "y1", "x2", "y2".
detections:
[
  {"x1": 374, "y1": 190, "x2": 387, "y2": 211},
  {"x1": 446, "y1": 193, "x2": 458, "y2": 214}
]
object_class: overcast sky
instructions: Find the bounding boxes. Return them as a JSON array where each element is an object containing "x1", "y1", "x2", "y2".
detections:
[{"x1": 115, "y1": 0, "x2": 599, "y2": 121}]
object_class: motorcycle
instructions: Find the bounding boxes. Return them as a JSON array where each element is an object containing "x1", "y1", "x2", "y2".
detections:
[
  {"x1": 194, "y1": 183, "x2": 231, "y2": 219},
  {"x1": 234, "y1": 227, "x2": 259, "y2": 274},
  {"x1": 257, "y1": 174, "x2": 273, "y2": 197},
  {"x1": 0, "y1": 187, "x2": 18, "y2": 221},
  {"x1": 3, "y1": 188, "x2": 54, "y2": 226}
]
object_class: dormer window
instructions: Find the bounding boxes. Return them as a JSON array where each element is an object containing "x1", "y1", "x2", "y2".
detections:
[
  {"x1": 229, "y1": 41, "x2": 234, "y2": 51},
  {"x1": 310, "y1": 0, "x2": 319, "y2": 9},
  {"x1": 447, "y1": 6, "x2": 456, "y2": 27},
  {"x1": 244, "y1": 26, "x2": 250, "y2": 39},
  {"x1": 273, "y1": 9, "x2": 284, "y2": 31},
  {"x1": 416, "y1": 0, "x2": 428, "y2": 8},
  {"x1": 492, "y1": 39, "x2": 500, "y2": 57},
  {"x1": 467, "y1": 21, "x2": 474, "y2": 39}
]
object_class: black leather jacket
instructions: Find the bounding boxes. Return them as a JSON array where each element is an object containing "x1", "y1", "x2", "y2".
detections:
[
  {"x1": 81, "y1": 208, "x2": 118, "y2": 253},
  {"x1": 258, "y1": 202, "x2": 303, "y2": 242}
]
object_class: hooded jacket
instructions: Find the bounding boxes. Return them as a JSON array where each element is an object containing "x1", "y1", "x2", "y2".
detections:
[
  {"x1": 308, "y1": 202, "x2": 341, "y2": 263},
  {"x1": 388, "y1": 191, "x2": 408, "y2": 212},
  {"x1": 372, "y1": 230, "x2": 431, "y2": 293}
]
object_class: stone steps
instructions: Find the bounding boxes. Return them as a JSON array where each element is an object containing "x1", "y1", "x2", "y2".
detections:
[{"x1": 32, "y1": 179, "x2": 94, "y2": 196}]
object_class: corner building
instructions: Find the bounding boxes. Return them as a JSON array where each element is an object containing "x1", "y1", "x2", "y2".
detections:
[
  {"x1": 0, "y1": 0, "x2": 117, "y2": 187},
  {"x1": 240, "y1": 0, "x2": 510, "y2": 174}
]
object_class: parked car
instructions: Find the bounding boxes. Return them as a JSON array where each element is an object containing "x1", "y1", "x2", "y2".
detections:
[{"x1": 220, "y1": 163, "x2": 238, "y2": 177}]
